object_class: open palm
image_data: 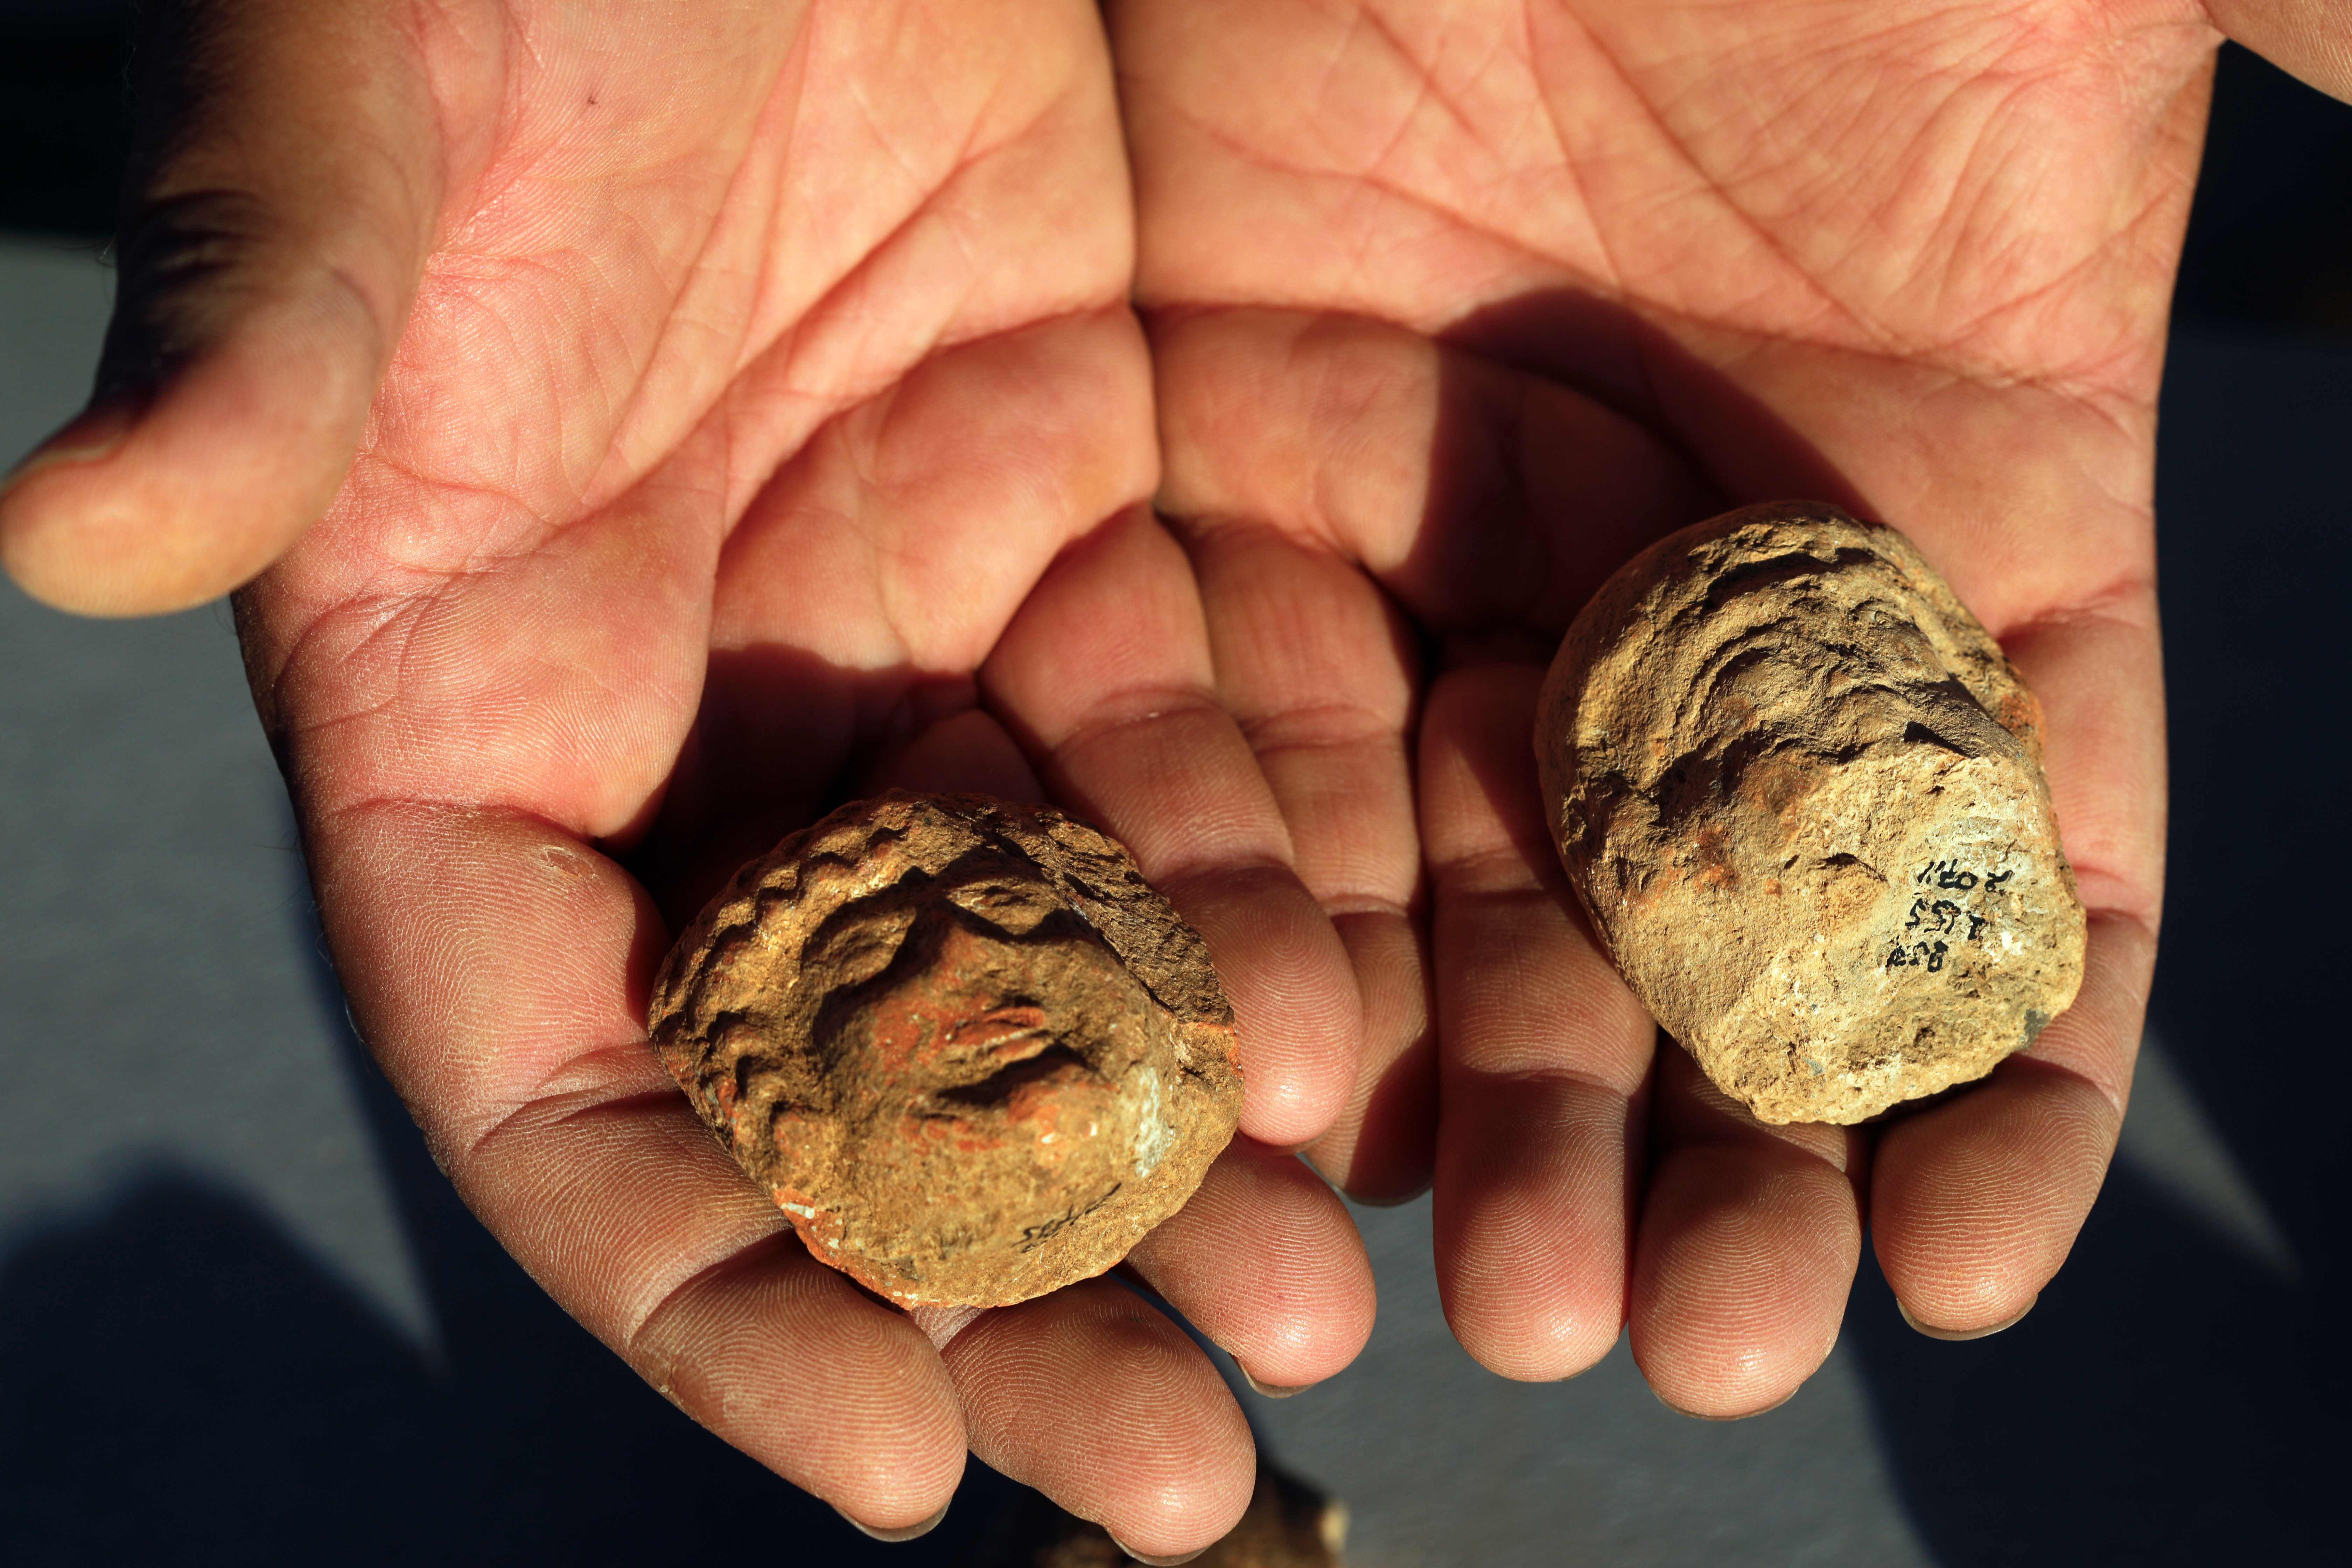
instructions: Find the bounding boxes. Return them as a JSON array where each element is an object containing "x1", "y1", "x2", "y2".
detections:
[
  {"x1": 1116, "y1": 0, "x2": 2206, "y2": 1414},
  {"x1": 1, "y1": 0, "x2": 1372, "y2": 1553},
  {"x1": 9, "y1": 0, "x2": 2338, "y2": 1550}
]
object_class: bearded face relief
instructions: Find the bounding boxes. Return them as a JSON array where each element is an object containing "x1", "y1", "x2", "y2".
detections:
[
  {"x1": 650, "y1": 794, "x2": 1241, "y2": 1308},
  {"x1": 804, "y1": 867, "x2": 1194, "y2": 1264}
]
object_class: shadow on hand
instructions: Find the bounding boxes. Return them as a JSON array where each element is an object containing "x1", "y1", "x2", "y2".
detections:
[
  {"x1": 622, "y1": 643, "x2": 989, "y2": 927},
  {"x1": 1423, "y1": 288, "x2": 1861, "y2": 643}
]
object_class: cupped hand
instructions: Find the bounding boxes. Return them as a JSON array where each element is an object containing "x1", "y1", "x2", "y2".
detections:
[
  {"x1": 0, "y1": 1, "x2": 1371, "y2": 1553},
  {"x1": 1109, "y1": 0, "x2": 2285, "y2": 1415}
]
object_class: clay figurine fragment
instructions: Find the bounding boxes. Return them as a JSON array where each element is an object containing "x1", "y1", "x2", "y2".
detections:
[
  {"x1": 649, "y1": 792, "x2": 1242, "y2": 1307},
  {"x1": 1535, "y1": 503, "x2": 2086, "y2": 1125}
]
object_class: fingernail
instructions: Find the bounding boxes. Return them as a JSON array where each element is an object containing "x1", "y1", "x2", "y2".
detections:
[
  {"x1": 1107, "y1": 1536, "x2": 1206, "y2": 1566},
  {"x1": 0, "y1": 393, "x2": 145, "y2": 497},
  {"x1": 833, "y1": 1500, "x2": 949, "y2": 1543},
  {"x1": 1898, "y1": 1293, "x2": 2037, "y2": 1342},
  {"x1": 1240, "y1": 1365, "x2": 1317, "y2": 1400},
  {"x1": 1653, "y1": 1384, "x2": 1798, "y2": 1421}
]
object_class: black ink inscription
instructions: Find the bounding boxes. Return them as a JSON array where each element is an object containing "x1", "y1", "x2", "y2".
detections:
[
  {"x1": 1890, "y1": 859, "x2": 2013, "y2": 976},
  {"x1": 1905, "y1": 897, "x2": 1967, "y2": 935},
  {"x1": 1018, "y1": 1182, "x2": 1123, "y2": 1252}
]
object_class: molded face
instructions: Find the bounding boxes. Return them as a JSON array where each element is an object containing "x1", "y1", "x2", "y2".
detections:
[
  {"x1": 780, "y1": 866, "x2": 1185, "y2": 1268},
  {"x1": 650, "y1": 791, "x2": 1242, "y2": 1306}
]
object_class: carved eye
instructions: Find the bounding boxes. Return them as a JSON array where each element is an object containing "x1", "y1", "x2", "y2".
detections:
[
  {"x1": 945, "y1": 878, "x2": 1060, "y2": 936},
  {"x1": 799, "y1": 904, "x2": 917, "y2": 986}
]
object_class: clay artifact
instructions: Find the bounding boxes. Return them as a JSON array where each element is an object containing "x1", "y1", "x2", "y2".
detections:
[
  {"x1": 1535, "y1": 502, "x2": 2086, "y2": 1125},
  {"x1": 649, "y1": 791, "x2": 1242, "y2": 1307}
]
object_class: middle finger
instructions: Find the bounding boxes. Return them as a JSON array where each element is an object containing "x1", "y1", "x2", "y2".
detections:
[{"x1": 1420, "y1": 660, "x2": 1654, "y2": 1381}]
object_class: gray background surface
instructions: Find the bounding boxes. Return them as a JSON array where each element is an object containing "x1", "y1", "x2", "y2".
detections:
[{"x1": 3, "y1": 28, "x2": 2346, "y2": 1568}]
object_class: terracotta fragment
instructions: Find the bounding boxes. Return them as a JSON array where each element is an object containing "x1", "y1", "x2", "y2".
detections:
[
  {"x1": 1535, "y1": 503, "x2": 2086, "y2": 1125},
  {"x1": 649, "y1": 792, "x2": 1242, "y2": 1307}
]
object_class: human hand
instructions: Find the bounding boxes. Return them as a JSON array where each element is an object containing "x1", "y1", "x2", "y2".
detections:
[
  {"x1": 1109, "y1": 0, "x2": 2283, "y2": 1414},
  {"x1": 0, "y1": 1, "x2": 1370, "y2": 1553}
]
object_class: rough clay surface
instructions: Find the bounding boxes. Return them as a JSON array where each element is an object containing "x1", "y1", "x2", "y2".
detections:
[
  {"x1": 649, "y1": 792, "x2": 1242, "y2": 1307},
  {"x1": 1536, "y1": 503, "x2": 2087, "y2": 1125}
]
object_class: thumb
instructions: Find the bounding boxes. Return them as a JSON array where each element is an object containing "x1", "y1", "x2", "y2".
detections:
[
  {"x1": 0, "y1": 0, "x2": 447, "y2": 616},
  {"x1": 2204, "y1": 0, "x2": 2352, "y2": 102}
]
